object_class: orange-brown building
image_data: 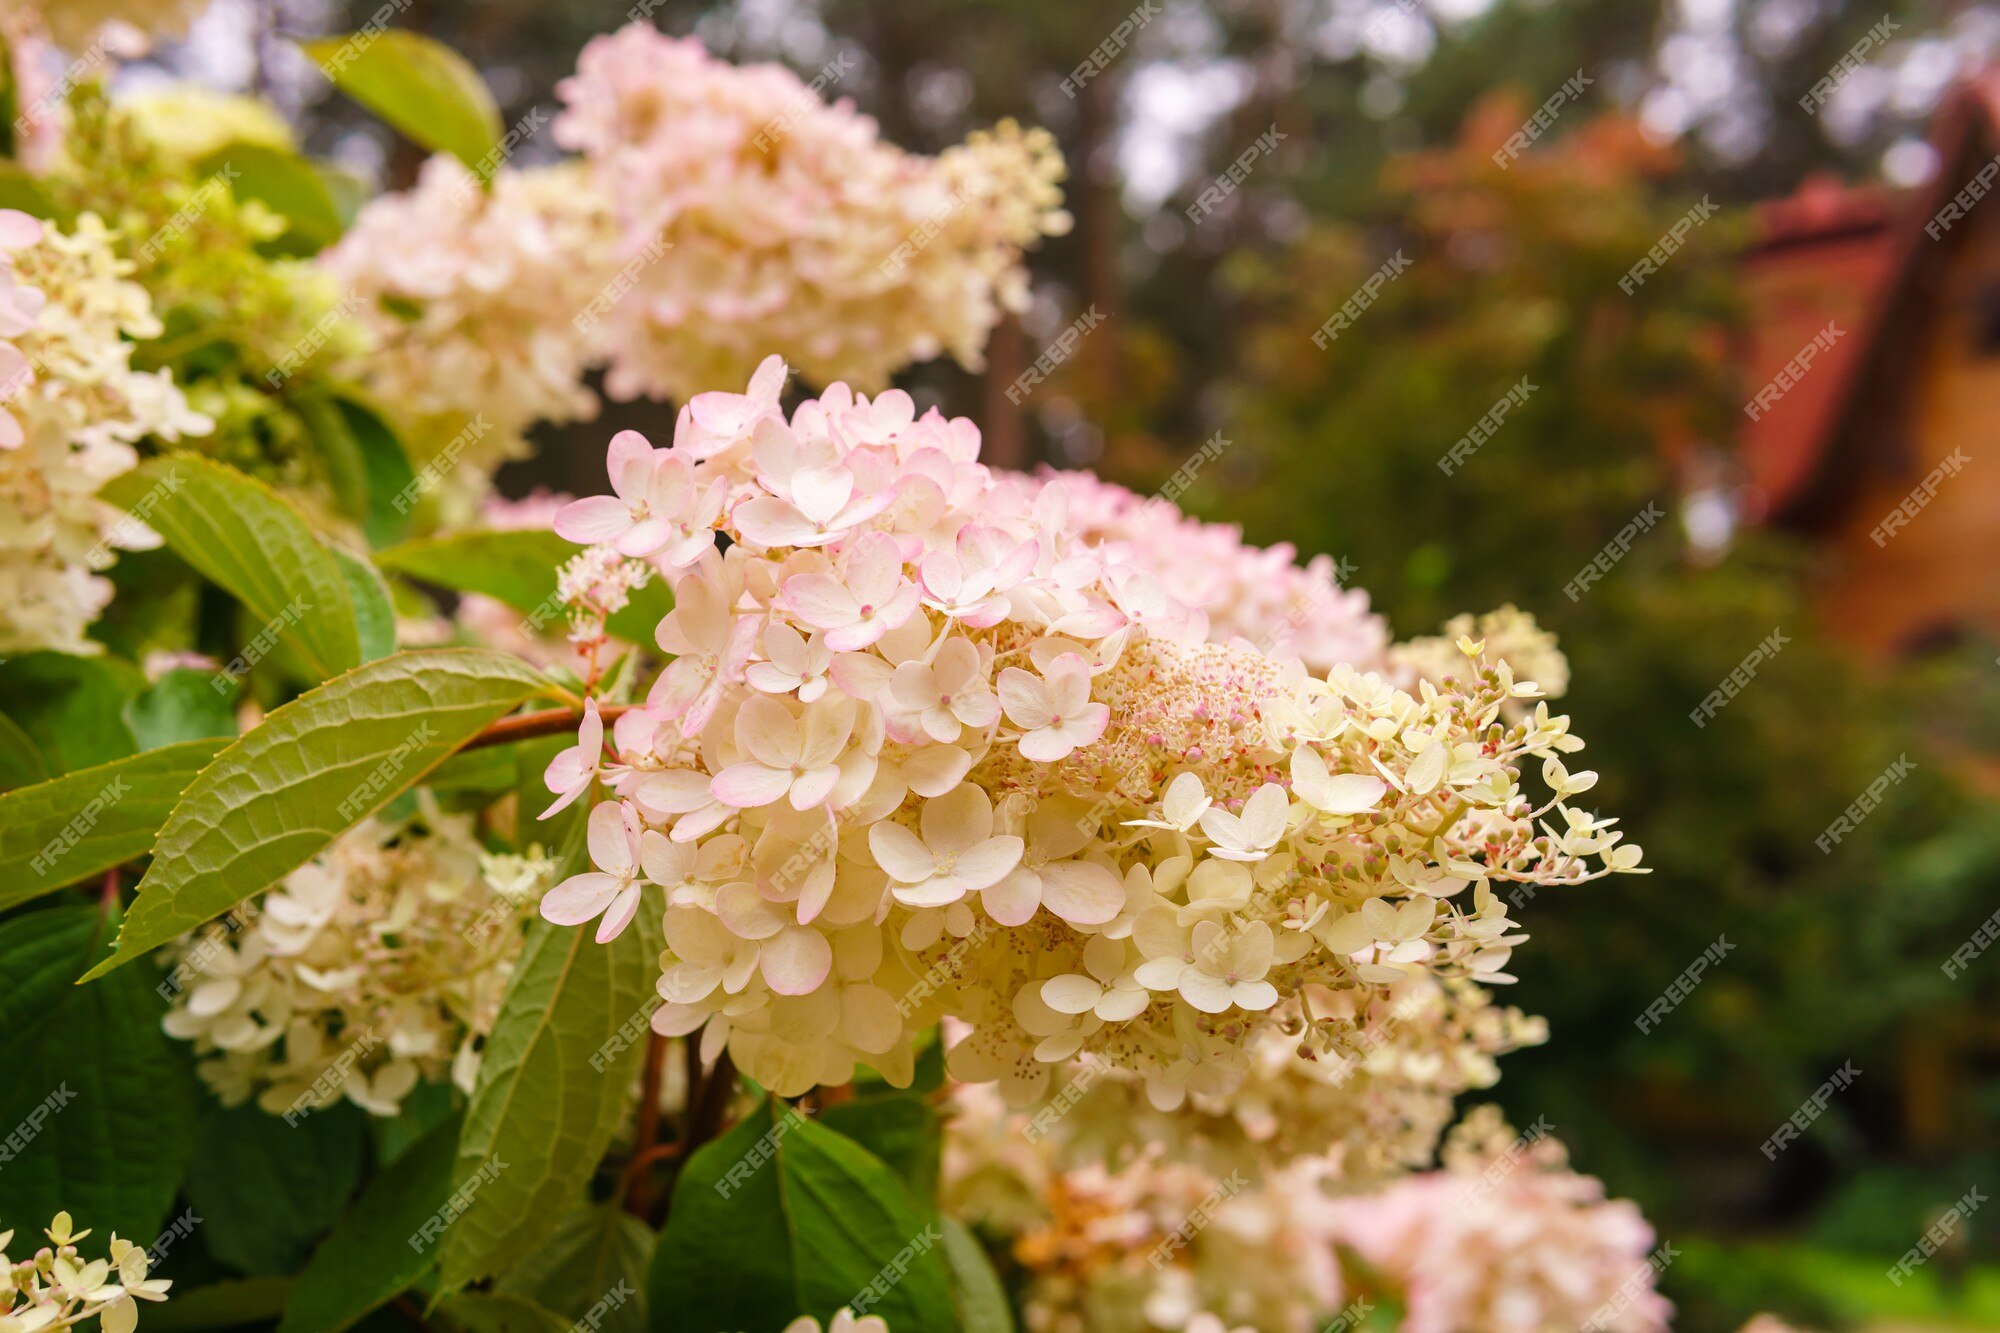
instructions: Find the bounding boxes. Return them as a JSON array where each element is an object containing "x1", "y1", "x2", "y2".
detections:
[{"x1": 1737, "y1": 74, "x2": 2000, "y2": 659}]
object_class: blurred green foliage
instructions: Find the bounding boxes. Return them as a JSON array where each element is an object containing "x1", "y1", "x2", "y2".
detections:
[{"x1": 1186, "y1": 97, "x2": 2000, "y2": 1331}]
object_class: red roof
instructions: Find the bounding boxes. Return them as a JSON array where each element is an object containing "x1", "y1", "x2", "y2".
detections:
[
  {"x1": 1736, "y1": 68, "x2": 2000, "y2": 523},
  {"x1": 1737, "y1": 179, "x2": 1898, "y2": 518}
]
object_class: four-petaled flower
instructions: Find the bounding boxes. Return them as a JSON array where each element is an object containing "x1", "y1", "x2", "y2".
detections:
[
  {"x1": 710, "y1": 695, "x2": 857, "y2": 810},
  {"x1": 997, "y1": 653, "x2": 1108, "y2": 762},
  {"x1": 542, "y1": 801, "x2": 650, "y2": 941},
  {"x1": 887, "y1": 638, "x2": 1000, "y2": 744},
  {"x1": 869, "y1": 783, "x2": 1024, "y2": 908},
  {"x1": 784, "y1": 532, "x2": 921, "y2": 651},
  {"x1": 1197, "y1": 782, "x2": 1289, "y2": 862},
  {"x1": 540, "y1": 697, "x2": 604, "y2": 817}
]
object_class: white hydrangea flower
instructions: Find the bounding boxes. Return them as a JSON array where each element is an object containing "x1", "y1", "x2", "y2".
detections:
[
  {"x1": 1, "y1": 1212, "x2": 172, "y2": 1333},
  {"x1": 0, "y1": 211, "x2": 209, "y2": 657},
  {"x1": 158, "y1": 798, "x2": 554, "y2": 1119},
  {"x1": 537, "y1": 356, "x2": 1643, "y2": 1110}
]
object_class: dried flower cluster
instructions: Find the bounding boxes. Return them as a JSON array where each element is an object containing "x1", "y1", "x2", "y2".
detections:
[
  {"x1": 539, "y1": 356, "x2": 1643, "y2": 1107},
  {"x1": 0, "y1": 210, "x2": 209, "y2": 656},
  {"x1": 2, "y1": 1212, "x2": 171, "y2": 1333},
  {"x1": 159, "y1": 798, "x2": 554, "y2": 1118}
]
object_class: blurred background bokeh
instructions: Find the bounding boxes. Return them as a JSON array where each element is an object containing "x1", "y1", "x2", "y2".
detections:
[{"x1": 124, "y1": 0, "x2": 2000, "y2": 1327}]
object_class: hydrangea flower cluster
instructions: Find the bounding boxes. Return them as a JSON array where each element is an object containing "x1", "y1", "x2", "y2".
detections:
[
  {"x1": 1014, "y1": 974, "x2": 1548, "y2": 1180},
  {"x1": 946, "y1": 1083, "x2": 1340, "y2": 1333},
  {"x1": 328, "y1": 27, "x2": 1066, "y2": 510},
  {"x1": 323, "y1": 160, "x2": 618, "y2": 499},
  {"x1": 159, "y1": 798, "x2": 555, "y2": 1118},
  {"x1": 52, "y1": 85, "x2": 363, "y2": 447},
  {"x1": 540, "y1": 356, "x2": 1644, "y2": 1104},
  {"x1": 996, "y1": 469, "x2": 1388, "y2": 675},
  {"x1": 2, "y1": 1212, "x2": 171, "y2": 1333},
  {"x1": 1391, "y1": 604, "x2": 1570, "y2": 705},
  {"x1": 551, "y1": 24, "x2": 1070, "y2": 402},
  {"x1": 1323, "y1": 1106, "x2": 1672, "y2": 1333},
  {"x1": 945, "y1": 1095, "x2": 1670, "y2": 1333},
  {"x1": 0, "y1": 210, "x2": 210, "y2": 656},
  {"x1": 118, "y1": 85, "x2": 298, "y2": 167}
]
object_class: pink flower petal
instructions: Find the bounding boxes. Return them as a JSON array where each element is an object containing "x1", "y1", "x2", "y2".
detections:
[
  {"x1": 595, "y1": 884, "x2": 644, "y2": 942},
  {"x1": 541, "y1": 872, "x2": 621, "y2": 926},
  {"x1": 996, "y1": 667, "x2": 1054, "y2": 730},
  {"x1": 761, "y1": 925, "x2": 833, "y2": 996},
  {"x1": 783, "y1": 573, "x2": 859, "y2": 630},
  {"x1": 710, "y1": 762, "x2": 794, "y2": 809},
  {"x1": 554, "y1": 495, "x2": 630, "y2": 544}
]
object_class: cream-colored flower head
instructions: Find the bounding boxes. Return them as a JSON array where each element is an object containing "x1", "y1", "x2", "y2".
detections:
[
  {"x1": 1, "y1": 1210, "x2": 173, "y2": 1333},
  {"x1": 1392, "y1": 603, "x2": 1570, "y2": 703},
  {"x1": 537, "y1": 356, "x2": 1644, "y2": 1113},
  {"x1": 0, "y1": 210, "x2": 209, "y2": 656},
  {"x1": 322, "y1": 158, "x2": 617, "y2": 518},
  {"x1": 117, "y1": 84, "x2": 296, "y2": 165},
  {"x1": 159, "y1": 797, "x2": 555, "y2": 1118},
  {"x1": 550, "y1": 24, "x2": 1068, "y2": 399}
]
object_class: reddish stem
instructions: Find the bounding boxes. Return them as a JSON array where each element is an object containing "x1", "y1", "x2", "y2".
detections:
[
  {"x1": 458, "y1": 703, "x2": 635, "y2": 753},
  {"x1": 622, "y1": 1030, "x2": 670, "y2": 1218}
]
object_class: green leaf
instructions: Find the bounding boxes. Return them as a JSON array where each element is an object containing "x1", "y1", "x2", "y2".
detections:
[
  {"x1": 335, "y1": 396, "x2": 418, "y2": 547},
  {"x1": 376, "y1": 529, "x2": 673, "y2": 646},
  {"x1": 369, "y1": 1078, "x2": 459, "y2": 1166},
  {"x1": 0, "y1": 904, "x2": 199, "y2": 1241},
  {"x1": 196, "y1": 141, "x2": 345, "y2": 253},
  {"x1": 280, "y1": 1112, "x2": 462, "y2": 1333},
  {"x1": 92, "y1": 545, "x2": 204, "y2": 666},
  {"x1": 650, "y1": 1100, "x2": 957, "y2": 1333},
  {"x1": 939, "y1": 1219, "x2": 1015, "y2": 1333},
  {"x1": 334, "y1": 549, "x2": 398, "y2": 661},
  {"x1": 101, "y1": 456, "x2": 361, "y2": 683},
  {"x1": 126, "y1": 667, "x2": 239, "y2": 750},
  {"x1": 0, "y1": 652, "x2": 143, "y2": 771},
  {"x1": 183, "y1": 1101, "x2": 368, "y2": 1275},
  {"x1": 496, "y1": 1203, "x2": 652, "y2": 1333},
  {"x1": 435, "y1": 1293, "x2": 570, "y2": 1333},
  {"x1": 436, "y1": 904, "x2": 664, "y2": 1290},
  {"x1": 0, "y1": 159, "x2": 57, "y2": 218},
  {"x1": 293, "y1": 392, "x2": 372, "y2": 531},
  {"x1": 145, "y1": 1277, "x2": 296, "y2": 1331},
  {"x1": 300, "y1": 30, "x2": 502, "y2": 177},
  {"x1": 422, "y1": 744, "x2": 519, "y2": 795},
  {"x1": 817, "y1": 1095, "x2": 941, "y2": 1210},
  {"x1": 0, "y1": 907, "x2": 101, "y2": 1070},
  {"x1": 0, "y1": 739, "x2": 228, "y2": 910},
  {"x1": 0, "y1": 709, "x2": 50, "y2": 791},
  {"x1": 82, "y1": 649, "x2": 548, "y2": 982}
]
